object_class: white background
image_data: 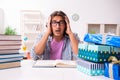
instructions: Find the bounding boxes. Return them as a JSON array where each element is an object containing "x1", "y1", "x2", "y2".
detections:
[{"x1": 0, "y1": 0, "x2": 120, "y2": 40}]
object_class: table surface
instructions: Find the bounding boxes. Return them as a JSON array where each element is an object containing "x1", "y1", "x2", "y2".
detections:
[{"x1": 0, "y1": 60, "x2": 113, "y2": 80}]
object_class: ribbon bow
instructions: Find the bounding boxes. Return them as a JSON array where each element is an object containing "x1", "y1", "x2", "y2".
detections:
[
  {"x1": 108, "y1": 56, "x2": 120, "y2": 64},
  {"x1": 108, "y1": 56, "x2": 120, "y2": 79}
]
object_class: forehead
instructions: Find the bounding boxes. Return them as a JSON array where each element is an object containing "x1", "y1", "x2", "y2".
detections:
[{"x1": 52, "y1": 16, "x2": 64, "y2": 21}]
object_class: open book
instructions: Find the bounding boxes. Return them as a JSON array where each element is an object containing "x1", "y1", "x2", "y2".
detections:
[{"x1": 32, "y1": 60, "x2": 76, "y2": 68}]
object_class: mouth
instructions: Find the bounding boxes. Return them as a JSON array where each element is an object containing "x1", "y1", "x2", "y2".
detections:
[{"x1": 55, "y1": 30, "x2": 61, "y2": 33}]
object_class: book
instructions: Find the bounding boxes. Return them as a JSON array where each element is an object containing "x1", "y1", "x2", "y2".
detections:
[
  {"x1": 0, "y1": 53, "x2": 24, "y2": 59},
  {"x1": 0, "y1": 44, "x2": 21, "y2": 50},
  {"x1": 0, "y1": 57, "x2": 23, "y2": 63},
  {"x1": 0, "y1": 40, "x2": 22, "y2": 45},
  {"x1": 0, "y1": 61, "x2": 21, "y2": 69},
  {"x1": 33, "y1": 60, "x2": 76, "y2": 68},
  {"x1": 0, "y1": 49, "x2": 19, "y2": 54},
  {"x1": 0, "y1": 34, "x2": 21, "y2": 41}
]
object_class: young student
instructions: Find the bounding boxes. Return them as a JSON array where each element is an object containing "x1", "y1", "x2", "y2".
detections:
[{"x1": 31, "y1": 10, "x2": 80, "y2": 60}]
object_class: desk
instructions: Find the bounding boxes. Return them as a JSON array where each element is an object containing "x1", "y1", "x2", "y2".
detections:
[{"x1": 0, "y1": 60, "x2": 113, "y2": 80}]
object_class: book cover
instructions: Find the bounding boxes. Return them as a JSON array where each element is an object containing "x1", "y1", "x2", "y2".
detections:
[
  {"x1": 0, "y1": 40, "x2": 22, "y2": 45},
  {"x1": 32, "y1": 60, "x2": 76, "y2": 68},
  {"x1": 0, "y1": 34, "x2": 21, "y2": 40},
  {"x1": 0, "y1": 61, "x2": 21, "y2": 69}
]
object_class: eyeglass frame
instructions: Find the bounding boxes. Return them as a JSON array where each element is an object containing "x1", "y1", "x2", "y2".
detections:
[{"x1": 51, "y1": 20, "x2": 66, "y2": 26}]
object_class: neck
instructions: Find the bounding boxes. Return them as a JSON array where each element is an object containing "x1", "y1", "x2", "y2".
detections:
[{"x1": 53, "y1": 36, "x2": 64, "y2": 42}]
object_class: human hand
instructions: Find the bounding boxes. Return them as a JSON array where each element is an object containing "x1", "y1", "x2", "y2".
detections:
[
  {"x1": 46, "y1": 17, "x2": 52, "y2": 35},
  {"x1": 65, "y1": 16, "x2": 73, "y2": 35}
]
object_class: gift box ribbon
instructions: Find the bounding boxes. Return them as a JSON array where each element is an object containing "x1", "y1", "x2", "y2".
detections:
[
  {"x1": 108, "y1": 56, "x2": 120, "y2": 78},
  {"x1": 102, "y1": 34, "x2": 107, "y2": 44}
]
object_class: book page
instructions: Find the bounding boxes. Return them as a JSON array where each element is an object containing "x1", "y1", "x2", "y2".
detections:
[
  {"x1": 55, "y1": 60, "x2": 76, "y2": 68},
  {"x1": 33, "y1": 60, "x2": 56, "y2": 68},
  {"x1": 33, "y1": 60, "x2": 76, "y2": 68}
]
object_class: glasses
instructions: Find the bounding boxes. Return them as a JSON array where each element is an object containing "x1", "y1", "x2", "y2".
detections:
[{"x1": 51, "y1": 20, "x2": 65, "y2": 26}]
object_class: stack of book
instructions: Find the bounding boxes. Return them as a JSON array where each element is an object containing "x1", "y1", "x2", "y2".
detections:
[{"x1": 0, "y1": 34, "x2": 23, "y2": 69}]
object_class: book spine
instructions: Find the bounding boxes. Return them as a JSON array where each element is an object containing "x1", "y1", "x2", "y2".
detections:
[
  {"x1": 0, "y1": 57, "x2": 23, "y2": 63},
  {"x1": 0, "y1": 44, "x2": 21, "y2": 50},
  {"x1": 0, "y1": 40, "x2": 22, "y2": 45},
  {"x1": 0, "y1": 61, "x2": 21, "y2": 69},
  {"x1": 0, "y1": 49, "x2": 19, "y2": 54},
  {"x1": 0, "y1": 35, "x2": 21, "y2": 41},
  {"x1": 0, "y1": 53, "x2": 23, "y2": 58}
]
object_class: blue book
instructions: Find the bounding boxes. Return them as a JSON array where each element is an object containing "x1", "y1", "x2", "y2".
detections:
[
  {"x1": 0, "y1": 53, "x2": 24, "y2": 59},
  {"x1": 0, "y1": 57, "x2": 23, "y2": 63},
  {"x1": 0, "y1": 53, "x2": 23, "y2": 63}
]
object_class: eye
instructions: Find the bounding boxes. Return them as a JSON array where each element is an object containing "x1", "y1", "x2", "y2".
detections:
[
  {"x1": 59, "y1": 21, "x2": 65, "y2": 24},
  {"x1": 51, "y1": 21, "x2": 57, "y2": 24}
]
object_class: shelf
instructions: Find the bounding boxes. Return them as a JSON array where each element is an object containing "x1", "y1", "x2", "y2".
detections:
[
  {"x1": 23, "y1": 33, "x2": 39, "y2": 41},
  {"x1": 21, "y1": 10, "x2": 43, "y2": 53},
  {"x1": 104, "y1": 24, "x2": 117, "y2": 35},
  {"x1": 88, "y1": 24, "x2": 100, "y2": 34},
  {"x1": 23, "y1": 31, "x2": 41, "y2": 34},
  {"x1": 23, "y1": 24, "x2": 42, "y2": 32},
  {"x1": 87, "y1": 24, "x2": 120, "y2": 36},
  {"x1": 23, "y1": 40, "x2": 35, "y2": 43}
]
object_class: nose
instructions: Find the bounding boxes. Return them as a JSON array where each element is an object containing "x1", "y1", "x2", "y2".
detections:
[
  {"x1": 56, "y1": 23, "x2": 60, "y2": 27},
  {"x1": 57, "y1": 22, "x2": 61, "y2": 26}
]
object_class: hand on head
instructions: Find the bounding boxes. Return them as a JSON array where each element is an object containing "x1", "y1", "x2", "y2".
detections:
[
  {"x1": 46, "y1": 16, "x2": 52, "y2": 35},
  {"x1": 65, "y1": 16, "x2": 72, "y2": 35}
]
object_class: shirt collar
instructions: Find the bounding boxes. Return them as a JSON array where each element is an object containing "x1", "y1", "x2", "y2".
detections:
[{"x1": 48, "y1": 34, "x2": 69, "y2": 42}]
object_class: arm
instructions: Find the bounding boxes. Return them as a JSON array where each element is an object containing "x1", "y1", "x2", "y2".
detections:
[
  {"x1": 68, "y1": 33, "x2": 79, "y2": 55},
  {"x1": 34, "y1": 17, "x2": 52, "y2": 55},
  {"x1": 65, "y1": 16, "x2": 79, "y2": 55},
  {"x1": 34, "y1": 32, "x2": 50, "y2": 55}
]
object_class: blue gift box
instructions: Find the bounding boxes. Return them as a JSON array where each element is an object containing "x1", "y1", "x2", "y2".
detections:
[
  {"x1": 104, "y1": 63, "x2": 120, "y2": 80},
  {"x1": 78, "y1": 44, "x2": 120, "y2": 63},
  {"x1": 84, "y1": 33, "x2": 120, "y2": 48},
  {"x1": 77, "y1": 58, "x2": 104, "y2": 76}
]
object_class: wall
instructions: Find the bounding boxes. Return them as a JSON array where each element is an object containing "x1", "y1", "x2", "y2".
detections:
[
  {"x1": 0, "y1": 0, "x2": 120, "y2": 40},
  {"x1": 0, "y1": 8, "x2": 4, "y2": 34}
]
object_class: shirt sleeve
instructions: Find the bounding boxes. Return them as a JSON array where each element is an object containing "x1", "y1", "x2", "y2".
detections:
[
  {"x1": 30, "y1": 32, "x2": 44, "y2": 60},
  {"x1": 73, "y1": 33, "x2": 81, "y2": 43},
  {"x1": 72, "y1": 33, "x2": 81, "y2": 59}
]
